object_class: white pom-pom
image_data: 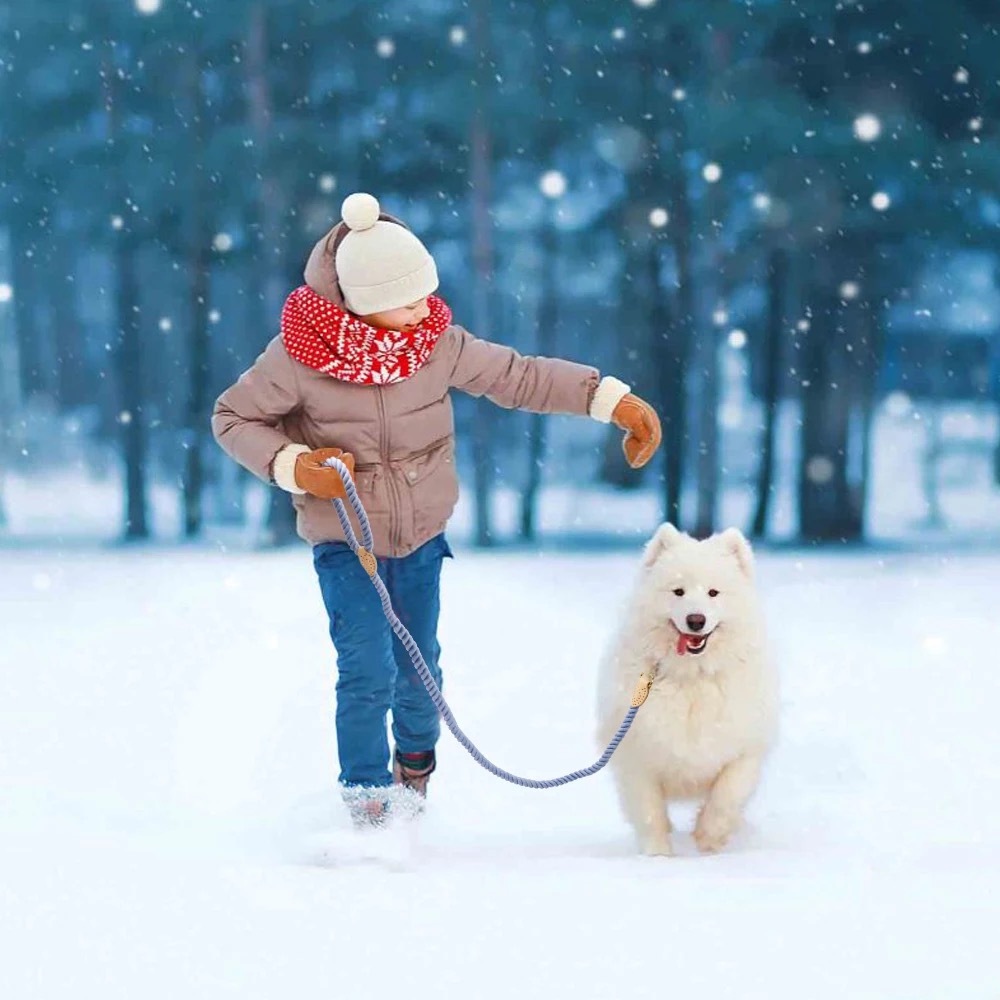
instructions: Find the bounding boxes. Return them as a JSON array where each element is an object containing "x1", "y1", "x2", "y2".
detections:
[{"x1": 341, "y1": 193, "x2": 381, "y2": 231}]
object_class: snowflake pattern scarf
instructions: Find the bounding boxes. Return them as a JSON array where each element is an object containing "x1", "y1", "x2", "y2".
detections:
[{"x1": 280, "y1": 284, "x2": 452, "y2": 385}]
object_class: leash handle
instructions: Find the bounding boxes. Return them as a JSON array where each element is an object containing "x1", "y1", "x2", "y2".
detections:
[{"x1": 321, "y1": 456, "x2": 645, "y2": 789}]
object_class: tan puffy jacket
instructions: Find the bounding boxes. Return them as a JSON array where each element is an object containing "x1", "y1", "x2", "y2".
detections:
[{"x1": 211, "y1": 218, "x2": 630, "y2": 556}]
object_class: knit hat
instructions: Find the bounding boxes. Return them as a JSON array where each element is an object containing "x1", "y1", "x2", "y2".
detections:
[{"x1": 334, "y1": 193, "x2": 439, "y2": 315}]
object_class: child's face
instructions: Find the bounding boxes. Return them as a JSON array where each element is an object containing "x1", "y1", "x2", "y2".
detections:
[{"x1": 360, "y1": 298, "x2": 430, "y2": 332}]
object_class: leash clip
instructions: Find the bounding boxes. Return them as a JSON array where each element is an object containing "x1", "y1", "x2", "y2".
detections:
[
  {"x1": 357, "y1": 548, "x2": 377, "y2": 578},
  {"x1": 630, "y1": 672, "x2": 653, "y2": 708}
]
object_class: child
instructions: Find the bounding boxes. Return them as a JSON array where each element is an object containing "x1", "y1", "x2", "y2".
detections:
[{"x1": 212, "y1": 192, "x2": 661, "y2": 825}]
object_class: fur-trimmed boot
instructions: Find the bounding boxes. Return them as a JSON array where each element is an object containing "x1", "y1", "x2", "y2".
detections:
[{"x1": 392, "y1": 749, "x2": 436, "y2": 797}]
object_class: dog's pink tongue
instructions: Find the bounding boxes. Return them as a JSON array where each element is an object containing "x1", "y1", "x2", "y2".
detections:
[{"x1": 676, "y1": 633, "x2": 691, "y2": 655}]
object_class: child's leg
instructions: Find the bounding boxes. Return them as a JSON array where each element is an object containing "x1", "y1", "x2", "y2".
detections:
[
  {"x1": 313, "y1": 542, "x2": 398, "y2": 788},
  {"x1": 386, "y1": 534, "x2": 452, "y2": 754}
]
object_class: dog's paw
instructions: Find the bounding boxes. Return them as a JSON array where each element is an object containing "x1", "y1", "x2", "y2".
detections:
[
  {"x1": 640, "y1": 835, "x2": 674, "y2": 857},
  {"x1": 693, "y1": 810, "x2": 738, "y2": 854}
]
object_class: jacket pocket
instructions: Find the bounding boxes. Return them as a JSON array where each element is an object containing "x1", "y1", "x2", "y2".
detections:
[
  {"x1": 351, "y1": 464, "x2": 388, "y2": 513},
  {"x1": 400, "y1": 439, "x2": 460, "y2": 537}
]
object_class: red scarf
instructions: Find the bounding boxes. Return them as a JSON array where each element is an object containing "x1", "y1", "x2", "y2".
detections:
[{"x1": 281, "y1": 284, "x2": 452, "y2": 385}]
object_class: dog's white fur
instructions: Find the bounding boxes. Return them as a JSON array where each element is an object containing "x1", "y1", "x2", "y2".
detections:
[{"x1": 597, "y1": 524, "x2": 778, "y2": 856}]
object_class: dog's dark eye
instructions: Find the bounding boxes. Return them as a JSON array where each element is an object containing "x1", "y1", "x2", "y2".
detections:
[
  {"x1": 672, "y1": 587, "x2": 685, "y2": 597},
  {"x1": 708, "y1": 589, "x2": 719, "y2": 598}
]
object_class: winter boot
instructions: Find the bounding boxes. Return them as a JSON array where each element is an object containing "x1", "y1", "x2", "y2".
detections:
[
  {"x1": 343, "y1": 787, "x2": 391, "y2": 829},
  {"x1": 393, "y1": 749, "x2": 436, "y2": 798}
]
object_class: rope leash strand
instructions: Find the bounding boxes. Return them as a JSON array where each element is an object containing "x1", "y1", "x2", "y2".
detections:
[{"x1": 324, "y1": 457, "x2": 650, "y2": 789}]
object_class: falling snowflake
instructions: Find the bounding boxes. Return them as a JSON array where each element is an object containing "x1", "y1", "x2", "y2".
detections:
[
  {"x1": 376, "y1": 37, "x2": 395, "y2": 58},
  {"x1": 720, "y1": 403, "x2": 742, "y2": 430},
  {"x1": 728, "y1": 329, "x2": 747, "y2": 349},
  {"x1": 648, "y1": 207, "x2": 669, "y2": 228},
  {"x1": 884, "y1": 391, "x2": 912, "y2": 418},
  {"x1": 702, "y1": 162, "x2": 722, "y2": 183},
  {"x1": 318, "y1": 174, "x2": 337, "y2": 194},
  {"x1": 853, "y1": 113, "x2": 882, "y2": 142},
  {"x1": 111, "y1": 215, "x2": 124, "y2": 230},
  {"x1": 672, "y1": 87, "x2": 687, "y2": 101},
  {"x1": 839, "y1": 281, "x2": 860, "y2": 300},
  {"x1": 871, "y1": 191, "x2": 891, "y2": 211},
  {"x1": 954, "y1": 67, "x2": 969, "y2": 84},
  {"x1": 539, "y1": 170, "x2": 567, "y2": 198},
  {"x1": 806, "y1": 456, "x2": 834, "y2": 484},
  {"x1": 0, "y1": 283, "x2": 12, "y2": 303},
  {"x1": 213, "y1": 233, "x2": 233, "y2": 253},
  {"x1": 118, "y1": 410, "x2": 133, "y2": 425},
  {"x1": 158, "y1": 317, "x2": 172, "y2": 332},
  {"x1": 969, "y1": 118, "x2": 983, "y2": 132},
  {"x1": 134, "y1": 0, "x2": 162, "y2": 14},
  {"x1": 713, "y1": 308, "x2": 729, "y2": 326},
  {"x1": 857, "y1": 41, "x2": 872, "y2": 54},
  {"x1": 449, "y1": 26, "x2": 466, "y2": 46},
  {"x1": 209, "y1": 309, "x2": 221, "y2": 324},
  {"x1": 632, "y1": 0, "x2": 658, "y2": 7},
  {"x1": 753, "y1": 193, "x2": 772, "y2": 212},
  {"x1": 612, "y1": 27, "x2": 626, "y2": 40}
]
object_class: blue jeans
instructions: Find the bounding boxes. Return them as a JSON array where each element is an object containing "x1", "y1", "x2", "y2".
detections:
[{"x1": 313, "y1": 534, "x2": 452, "y2": 788}]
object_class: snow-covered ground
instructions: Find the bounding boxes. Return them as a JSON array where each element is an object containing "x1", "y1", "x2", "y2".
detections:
[{"x1": 1, "y1": 541, "x2": 998, "y2": 998}]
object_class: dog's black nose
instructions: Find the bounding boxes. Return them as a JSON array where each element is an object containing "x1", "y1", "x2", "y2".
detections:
[{"x1": 686, "y1": 613, "x2": 706, "y2": 633}]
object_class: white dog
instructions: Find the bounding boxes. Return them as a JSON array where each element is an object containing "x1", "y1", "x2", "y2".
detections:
[{"x1": 597, "y1": 524, "x2": 778, "y2": 855}]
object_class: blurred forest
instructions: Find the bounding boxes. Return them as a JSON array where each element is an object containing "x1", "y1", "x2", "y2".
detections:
[{"x1": 1, "y1": 0, "x2": 999, "y2": 547}]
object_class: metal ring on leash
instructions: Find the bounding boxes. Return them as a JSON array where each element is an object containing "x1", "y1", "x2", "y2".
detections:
[{"x1": 323, "y1": 456, "x2": 650, "y2": 789}]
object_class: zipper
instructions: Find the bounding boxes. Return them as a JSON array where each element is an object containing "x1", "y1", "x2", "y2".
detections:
[{"x1": 375, "y1": 386, "x2": 401, "y2": 553}]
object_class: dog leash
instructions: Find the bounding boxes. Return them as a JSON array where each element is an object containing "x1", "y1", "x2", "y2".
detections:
[{"x1": 323, "y1": 456, "x2": 652, "y2": 788}]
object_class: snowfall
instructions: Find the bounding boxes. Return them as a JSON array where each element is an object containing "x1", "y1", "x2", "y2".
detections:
[{"x1": 3, "y1": 470, "x2": 1000, "y2": 998}]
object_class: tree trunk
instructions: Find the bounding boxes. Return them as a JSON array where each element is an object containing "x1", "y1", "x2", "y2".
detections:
[
  {"x1": 601, "y1": 14, "x2": 664, "y2": 492},
  {"x1": 993, "y1": 328, "x2": 1000, "y2": 487},
  {"x1": 691, "y1": 29, "x2": 733, "y2": 540},
  {"x1": 657, "y1": 28, "x2": 698, "y2": 530},
  {"x1": 0, "y1": 228, "x2": 20, "y2": 530},
  {"x1": 104, "y1": 35, "x2": 149, "y2": 541},
  {"x1": 49, "y1": 235, "x2": 85, "y2": 411},
  {"x1": 469, "y1": 0, "x2": 496, "y2": 547},
  {"x1": 519, "y1": 3, "x2": 558, "y2": 542},
  {"x1": 798, "y1": 247, "x2": 855, "y2": 542},
  {"x1": 519, "y1": 210, "x2": 557, "y2": 542},
  {"x1": 10, "y1": 220, "x2": 41, "y2": 400},
  {"x1": 920, "y1": 337, "x2": 947, "y2": 528},
  {"x1": 182, "y1": 47, "x2": 211, "y2": 539},
  {"x1": 114, "y1": 233, "x2": 149, "y2": 541},
  {"x1": 750, "y1": 247, "x2": 788, "y2": 539},
  {"x1": 851, "y1": 256, "x2": 883, "y2": 538},
  {"x1": 661, "y1": 183, "x2": 694, "y2": 529},
  {"x1": 245, "y1": 2, "x2": 297, "y2": 546},
  {"x1": 991, "y1": 271, "x2": 1000, "y2": 487},
  {"x1": 692, "y1": 318, "x2": 720, "y2": 539}
]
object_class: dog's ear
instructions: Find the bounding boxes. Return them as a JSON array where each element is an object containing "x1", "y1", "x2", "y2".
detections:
[
  {"x1": 642, "y1": 523, "x2": 683, "y2": 567},
  {"x1": 717, "y1": 527, "x2": 754, "y2": 577}
]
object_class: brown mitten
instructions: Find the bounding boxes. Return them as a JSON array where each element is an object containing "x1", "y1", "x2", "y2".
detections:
[
  {"x1": 611, "y1": 394, "x2": 662, "y2": 469},
  {"x1": 294, "y1": 447, "x2": 356, "y2": 500}
]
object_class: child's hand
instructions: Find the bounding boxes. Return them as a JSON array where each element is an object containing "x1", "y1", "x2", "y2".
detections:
[
  {"x1": 294, "y1": 447, "x2": 356, "y2": 500},
  {"x1": 611, "y1": 394, "x2": 662, "y2": 468}
]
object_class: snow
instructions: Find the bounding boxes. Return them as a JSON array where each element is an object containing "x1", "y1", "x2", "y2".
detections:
[{"x1": 2, "y1": 542, "x2": 999, "y2": 998}]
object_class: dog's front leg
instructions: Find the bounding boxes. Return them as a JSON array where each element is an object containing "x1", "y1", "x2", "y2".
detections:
[
  {"x1": 616, "y1": 769, "x2": 673, "y2": 856},
  {"x1": 694, "y1": 754, "x2": 762, "y2": 853}
]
